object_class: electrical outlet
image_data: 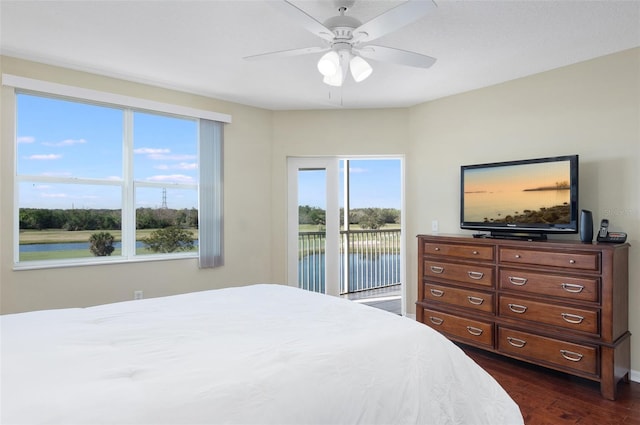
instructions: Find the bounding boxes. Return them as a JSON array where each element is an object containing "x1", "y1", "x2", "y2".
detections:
[
  {"x1": 432, "y1": 220, "x2": 439, "y2": 233},
  {"x1": 134, "y1": 290, "x2": 143, "y2": 300}
]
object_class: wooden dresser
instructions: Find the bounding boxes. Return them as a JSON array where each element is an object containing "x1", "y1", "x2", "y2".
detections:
[{"x1": 416, "y1": 234, "x2": 630, "y2": 400}]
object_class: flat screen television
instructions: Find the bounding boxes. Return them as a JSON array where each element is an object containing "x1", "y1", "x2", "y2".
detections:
[{"x1": 460, "y1": 155, "x2": 579, "y2": 240}]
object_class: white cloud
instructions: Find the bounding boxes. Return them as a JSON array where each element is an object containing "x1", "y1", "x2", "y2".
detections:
[
  {"x1": 42, "y1": 172, "x2": 72, "y2": 177},
  {"x1": 134, "y1": 147, "x2": 196, "y2": 162},
  {"x1": 146, "y1": 174, "x2": 195, "y2": 183},
  {"x1": 349, "y1": 167, "x2": 368, "y2": 174},
  {"x1": 176, "y1": 162, "x2": 198, "y2": 170},
  {"x1": 134, "y1": 147, "x2": 170, "y2": 154},
  {"x1": 42, "y1": 138, "x2": 87, "y2": 147},
  {"x1": 27, "y1": 154, "x2": 62, "y2": 160},
  {"x1": 154, "y1": 162, "x2": 198, "y2": 170},
  {"x1": 41, "y1": 193, "x2": 68, "y2": 198},
  {"x1": 33, "y1": 184, "x2": 52, "y2": 190},
  {"x1": 148, "y1": 153, "x2": 197, "y2": 161},
  {"x1": 18, "y1": 136, "x2": 35, "y2": 144}
]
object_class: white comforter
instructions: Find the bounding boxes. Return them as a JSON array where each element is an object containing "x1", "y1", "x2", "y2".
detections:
[{"x1": 1, "y1": 284, "x2": 523, "y2": 425}]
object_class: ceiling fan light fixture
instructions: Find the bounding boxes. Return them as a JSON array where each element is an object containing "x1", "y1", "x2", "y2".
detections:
[
  {"x1": 323, "y1": 69, "x2": 344, "y2": 87},
  {"x1": 349, "y1": 55, "x2": 373, "y2": 82},
  {"x1": 317, "y1": 51, "x2": 340, "y2": 77}
]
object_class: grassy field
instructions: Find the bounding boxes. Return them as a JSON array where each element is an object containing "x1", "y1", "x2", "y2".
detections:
[
  {"x1": 298, "y1": 223, "x2": 401, "y2": 232},
  {"x1": 19, "y1": 249, "x2": 121, "y2": 261},
  {"x1": 297, "y1": 224, "x2": 401, "y2": 256},
  {"x1": 19, "y1": 229, "x2": 159, "y2": 244},
  {"x1": 18, "y1": 246, "x2": 198, "y2": 261}
]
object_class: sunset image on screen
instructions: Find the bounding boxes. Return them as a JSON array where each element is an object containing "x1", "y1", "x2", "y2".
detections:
[{"x1": 463, "y1": 161, "x2": 571, "y2": 225}]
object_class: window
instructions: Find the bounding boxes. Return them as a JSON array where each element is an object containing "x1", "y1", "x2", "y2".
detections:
[
  {"x1": 132, "y1": 111, "x2": 199, "y2": 257},
  {"x1": 7, "y1": 75, "x2": 229, "y2": 269}
]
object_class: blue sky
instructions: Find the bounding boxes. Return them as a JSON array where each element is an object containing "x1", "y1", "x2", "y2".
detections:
[
  {"x1": 17, "y1": 93, "x2": 198, "y2": 210},
  {"x1": 18, "y1": 94, "x2": 401, "y2": 212},
  {"x1": 298, "y1": 159, "x2": 401, "y2": 210}
]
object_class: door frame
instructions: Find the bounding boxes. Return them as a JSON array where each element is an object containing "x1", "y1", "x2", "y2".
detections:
[
  {"x1": 287, "y1": 157, "x2": 340, "y2": 296},
  {"x1": 286, "y1": 155, "x2": 406, "y2": 315}
]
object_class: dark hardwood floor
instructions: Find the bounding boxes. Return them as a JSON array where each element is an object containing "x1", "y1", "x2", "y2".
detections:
[{"x1": 463, "y1": 346, "x2": 640, "y2": 425}]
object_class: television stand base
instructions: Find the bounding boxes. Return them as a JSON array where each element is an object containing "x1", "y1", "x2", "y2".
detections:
[{"x1": 473, "y1": 232, "x2": 547, "y2": 241}]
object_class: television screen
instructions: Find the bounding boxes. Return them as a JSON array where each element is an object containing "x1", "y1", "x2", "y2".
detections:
[{"x1": 460, "y1": 155, "x2": 579, "y2": 238}]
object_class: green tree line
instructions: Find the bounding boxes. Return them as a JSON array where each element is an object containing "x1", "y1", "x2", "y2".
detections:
[
  {"x1": 299, "y1": 205, "x2": 400, "y2": 230},
  {"x1": 19, "y1": 208, "x2": 198, "y2": 231}
]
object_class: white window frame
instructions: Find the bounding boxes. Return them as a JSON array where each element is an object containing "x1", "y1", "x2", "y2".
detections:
[{"x1": 3, "y1": 74, "x2": 231, "y2": 270}]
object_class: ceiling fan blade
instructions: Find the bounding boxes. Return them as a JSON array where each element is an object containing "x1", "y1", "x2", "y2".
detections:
[
  {"x1": 269, "y1": 1, "x2": 335, "y2": 42},
  {"x1": 244, "y1": 46, "x2": 329, "y2": 61},
  {"x1": 356, "y1": 45, "x2": 436, "y2": 69},
  {"x1": 352, "y1": 0, "x2": 437, "y2": 43}
]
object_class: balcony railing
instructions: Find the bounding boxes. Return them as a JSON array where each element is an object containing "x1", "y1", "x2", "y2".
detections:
[{"x1": 298, "y1": 229, "x2": 401, "y2": 295}]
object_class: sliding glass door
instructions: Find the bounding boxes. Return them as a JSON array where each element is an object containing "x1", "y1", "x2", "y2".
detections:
[
  {"x1": 287, "y1": 156, "x2": 404, "y2": 314},
  {"x1": 287, "y1": 157, "x2": 340, "y2": 296}
]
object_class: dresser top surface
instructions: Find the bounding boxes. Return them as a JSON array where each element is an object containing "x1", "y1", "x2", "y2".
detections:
[{"x1": 417, "y1": 234, "x2": 629, "y2": 251}]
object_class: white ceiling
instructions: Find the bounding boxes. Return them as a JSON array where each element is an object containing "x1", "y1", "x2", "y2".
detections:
[{"x1": 1, "y1": 0, "x2": 639, "y2": 110}]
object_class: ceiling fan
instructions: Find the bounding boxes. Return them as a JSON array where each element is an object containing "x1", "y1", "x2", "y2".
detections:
[{"x1": 245, "y1": 0, "x2": 437, "y2": 87}]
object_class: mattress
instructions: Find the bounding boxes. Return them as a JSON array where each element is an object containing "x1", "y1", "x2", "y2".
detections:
[{"x1": 1, "y1": 284, "x2": 523, "y2": 424}]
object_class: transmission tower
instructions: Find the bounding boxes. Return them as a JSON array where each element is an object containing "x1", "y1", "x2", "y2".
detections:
[{"x1": 161, "y1": 187, "x2": 168, "y2": 209}]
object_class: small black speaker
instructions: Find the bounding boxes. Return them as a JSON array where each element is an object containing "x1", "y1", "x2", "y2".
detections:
[{"x1": 580, "y1": 209, "x2": 593, "y2": 243}]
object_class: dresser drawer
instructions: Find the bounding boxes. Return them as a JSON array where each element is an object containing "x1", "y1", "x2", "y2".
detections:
[
  {"x1": 499, "y1": 247, "x2": 600, "y2": 272},
  {"x1": 422, "y1": 308, "x2": 494, "y2": 348},
  {"x1": 424, "y1": 283, "x2": 494, "y2": 313},
  {"x1": 499, "y1": 269, "x2": 599, "y2": 302},
  {"x1": 423, "y1": 260, "x2": 494, "y2": 287},
  {"x1": 499, "y1": 295, "x2": 599, "y2": 334},
  {"x1": 423, "y1": 241, "x2": 494, "y2": 261},
  {"x1": 498, "y1": 327, "x2": 598, "y2": 376}
]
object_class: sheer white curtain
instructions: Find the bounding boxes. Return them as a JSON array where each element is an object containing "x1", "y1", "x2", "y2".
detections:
[{"x1": 198, "y1": 119, "x2": 224, "y2": 268}]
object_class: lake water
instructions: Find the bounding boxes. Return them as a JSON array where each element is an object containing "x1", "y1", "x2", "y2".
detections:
[
  {"x1": 464, "y1": 189, "x2": 569, "y2": 222},
  {"x1": 20, "y1": 240, "x2": 198, "y2": 252},
  {"x1": 299, "y1": 253, "x2": 400, "y2": 293}
]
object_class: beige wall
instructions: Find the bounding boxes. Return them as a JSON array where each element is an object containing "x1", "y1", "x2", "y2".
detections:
[
  {"x1": 1, "y1": 48, "x2": 638, "y2": 372},
  {"x1": 0, "y1": 57, "x2": 275, "y2": 312}
]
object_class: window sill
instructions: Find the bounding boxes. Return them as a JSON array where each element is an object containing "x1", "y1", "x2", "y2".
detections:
[{"x1": 13, "y1": 252, "x2": 197, "y2": 271}]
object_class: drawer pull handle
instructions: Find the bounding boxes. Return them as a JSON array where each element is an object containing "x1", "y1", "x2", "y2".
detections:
[
  {"x1": 468, "y1": 271, "x2": 484, "y2": 280},
  {"x1": 430, "y1": 288, "x2": 445, "y2": 297},
  {"x1": 429, "y1": 316, "x2": 444, "y2": 325},
  {"x1": 514, "y1": 254, "x2": 521, "y2": 259},
  {"x1": 430, "y1": 266, "x2": 444, "y2": 274},
  {"x1": 472, "y1": 250, "x2": 479, "y2": 255},
  {"x1": 466, "y1": 326, "x2": 483, "y2": 336},
  {"x1": 569, "y1": 259, "x2": 576, "y2": 264},
  {"x1": 561, "y1": 283, "x2": 584, "y2": 293},
  {"x1": 467, "y1": 296, "x2": 484, "y2": 305},
  {"x1": 507, "y1": 337, "x2": 527, "y2": 348},
  {"x1": 560, "y1": 349, "x2": 584, "y2": 362},
  {"x1": 434, "y1": 247, "x2": 440, "y2": 251},
  {"x1": 508, "y1": 303, "x2": 528, "y2": 314},
  {"x1": 561, "y1": 313, "x2": 584, "y2": 324},
  {"x1": 508, "y1": 276, "x2": 528, "y2": 286}
]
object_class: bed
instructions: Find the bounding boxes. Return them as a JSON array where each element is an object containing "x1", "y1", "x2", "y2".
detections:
[{"x1": 1, "y1": 284, "x2": 523, "y2": 424}]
